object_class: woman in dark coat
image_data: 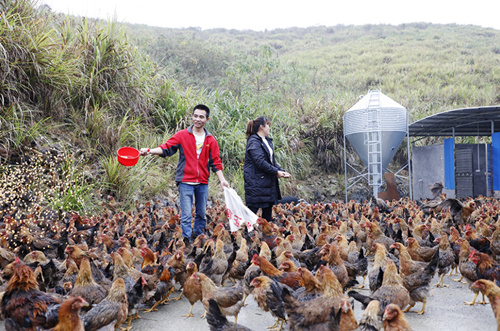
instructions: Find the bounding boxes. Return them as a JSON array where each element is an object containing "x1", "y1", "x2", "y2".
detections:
[{"x1": 244, "y1": 116, "x2": 291, "y2": 222}]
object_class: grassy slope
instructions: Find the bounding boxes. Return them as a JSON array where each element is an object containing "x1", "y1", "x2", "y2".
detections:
[{"x1": 1, "y1": 0, "x2": 499, "y2": 216}]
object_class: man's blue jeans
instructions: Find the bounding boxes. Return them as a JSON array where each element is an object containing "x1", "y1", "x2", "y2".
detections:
[{"x1": 178, "y1": 183, "x2": 209, "y2": 240}]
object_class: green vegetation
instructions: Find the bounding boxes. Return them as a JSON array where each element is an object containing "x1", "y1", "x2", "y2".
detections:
[{"x1": 1, "y1": 0, "x2": 499, "y2": 219}]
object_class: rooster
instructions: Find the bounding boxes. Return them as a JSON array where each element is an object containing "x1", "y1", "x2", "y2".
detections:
[{"x1": 0, "y1": 257, "x2": 61, "y2": 330}]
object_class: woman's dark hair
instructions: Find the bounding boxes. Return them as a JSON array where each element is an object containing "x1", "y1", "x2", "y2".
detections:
[{"x1": 246, "y1": 116, "x2": 271, "y2": 138}]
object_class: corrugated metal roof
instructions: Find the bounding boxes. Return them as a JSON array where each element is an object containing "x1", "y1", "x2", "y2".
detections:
[{"x1": 408, "y1": 106, "x2": 500, "y2": 137}]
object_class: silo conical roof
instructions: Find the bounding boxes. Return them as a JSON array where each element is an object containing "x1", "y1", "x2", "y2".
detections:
[{"x1": 344, "y1": 91, "x2": 408, "y2": 171}]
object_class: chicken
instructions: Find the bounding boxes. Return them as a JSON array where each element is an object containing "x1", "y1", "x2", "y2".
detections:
[
  {"x1": 434, "y1": 232, "x2": 455, "y2": 287},
  {"x1": 192, "y1": 272, "x2": 244, "y2": 322},
  {"x1": 349, "y1": 259, "x2": 410, "y2": 312},
  {"x1": 320, "y1": 243, "x2": 349, "y2": 289},
  {"x1": 295, "y1": 267, "x2": 322, "y2": 302},
  {"x1": 401, "y1": 249, "x2": 439, "y2": 314},
  {"x1": 0, "y1": 257, "x2": 61, "y2": 330},
  {"x1": 250, "y1": 276, "x2": 287, "y2": 331},
  {"x1": 241, "y1": 257, "x2": 261, "y2": 306},
  {"x1": 82, "y1": 278, "x2": 129, "y2": 331},
  {"x1": 390, "y1": 243, "x2": 427, "y2": 278},
  {"x1": 53, "y1": 296, "x2": 89, "y2": 331},
  {"x1": 145, "y1": 267, "x2": 176, "y2": 312},
  {"x1": 59, "y1": 258, "x2": 79, "y2": 287},
  {"x1": 125, "y1": 276, "x2": 147, "y2": 330},
  {"x1": 182, "y1": 261, "x2": 203, "y2": 318},
  {"x1": 490, "y1": 225, "x2": 500, "y2": 260},
  {"x1": 344, "y1": 248, "x2": 368, "y2": 289},
  {"x1": 470, "y1": 250, "x2": 500, "y2": 285},
  {"x1": 251, "y1": 254, "x2": 303, "y2": 290},
  {"x1": 257, "y1": 218, "x2": 278, "y2": 249},
  {"x1": 368, "y1": 243, "x2": 388, "y2": 293},
  {"x1": 440, "y1": 198, "x2": 478, "y2": 227},
  {"x1": 200, "y1": 238, "x2": 229, "y2": 287},
  {"x1": 140, "y1": 245, "x2": 158, "y2": 270},
  {"x1": 406, "y1": 237, "x2": 438, "y2": 262},
  {"x1": 472, "y1": 279, "x2": 500, "y2": 329},
  {"x1": 354, "y1": 299, "x2": 382, "y2": 331},
  {"x1": 383, "y1": 303, "x2": 413, "y2": 331},
  {"x1": 64, "y1": 245, "x2": 89, "y2": 269},
  {"x1": 228, "y1": 238, "x2": 250, "y2": 281},
  {"x1": 167, "y1": 249, "x2": 187, "y2": 299},
  {"x1": 206, "y1": 298, "x2": 252, "y2": 331},
  {"x1": 454, "y1": 238, "x2": 484, "y2": 305},
  {"x1": 365, "y1": 221, "x2": 395, "y2": 250},
  {"x1": 280, "y1": 286, "x2": 342, "y2": 331},
  {"x1": 71, "y1": 257, "x2": 107, "y2": 308}
]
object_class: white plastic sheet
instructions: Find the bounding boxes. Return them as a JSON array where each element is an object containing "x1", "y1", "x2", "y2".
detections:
[{"x1": 223, "y1": 187, "x2": 258, "y2": 232}]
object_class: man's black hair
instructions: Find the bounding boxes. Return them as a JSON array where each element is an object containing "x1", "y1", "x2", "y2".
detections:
[{"x1": 193, "y1": 104, "x2": 210, "y2": 118}]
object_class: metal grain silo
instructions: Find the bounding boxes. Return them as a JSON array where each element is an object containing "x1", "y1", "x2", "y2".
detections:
[{"x1": 343, "y1": 90, "x2": 409, "y2": 198}]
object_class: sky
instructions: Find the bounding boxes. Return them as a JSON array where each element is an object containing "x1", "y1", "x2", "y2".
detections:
[{"x1": 40, "y1": 0, "x2": 500, "y2": 31}]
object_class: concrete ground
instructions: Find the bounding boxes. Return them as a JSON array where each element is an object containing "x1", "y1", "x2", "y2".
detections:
[
  {"x1": 0, "y1": 272, "x2": 495, "y2": 330},
  {"x1": 127, "y1": 271, "x2": 495, "y2": 331}
]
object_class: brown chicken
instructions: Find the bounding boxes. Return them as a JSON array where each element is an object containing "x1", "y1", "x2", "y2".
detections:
[
  {"x1": 455, "y1": 238, "x2": 484, "y2": 305},
  {"x1": 250, "y1": 276, "x2": 287, "y2": 331},
  {"x1": 391, "y1": 243, "x2": 427, "y2": 278},
  {"x1": 192, "y1": 272, "x2": 244, "y2": 322},
  {"x1": 82, "y1": 278, "x2": 129, "y2": 331},
  {"x1": 140, "y1": 245, "x2": 158, "y2": 270},
  {"x1": 365, "y1": 221, "x2": 395, "y2": 250},
  {"x1": 349, "y1": 259, "x2": 410, "y2": 312},
  {"x1": 434, "y1": 233, "x2": 456, "y2": 287},
  {"x1": 71, "y1": 257, "x2": 107, "y2": 308},
  {"x1": 472, "y1": 279, "x2": 500, "y2": 329},
  {"x1": 228, "y1": 237, "x2": 249, "y2": 281},
  {"x1": 320, "y1": 243, "x2": 349, "y2": 289},
  {"x1": 470, "y1": 250, "x2": 500, "y2": 285},
  {"x1": 200, "y1": 238, "x2": 229, "y2": 287},
  {"x1": 295, "y1": 267, "x2": 323, "y2": 302},
  {"x1": 53, "y1": 296, "x2": 89, "y2": 331},
  {"x1": 368, "y1": 243, "x2": 388, "y2": 293},
  {"x1": 145, "y1": 266, "x2": 176, "y2": 312},
  {"x1": 280, "y1": 286, "x2": 343, "y2": 331},
  {"x1": 406, "y1": 237, "x2": 438, "y2": 262},
  {"x1": 64, "y1": 245, "x2": 89, "y2": 268},
  {"x1": 167, "y1": 249, "x2": 187, "y2": 299},
  {"x1": 401, "y1": 248, "x2": 439, "y2": 314},
  {"x1": 257, "y1": 218, "x2": 278, "y2": 249},
  {"x1": 440, "y1": 198, "x2": 478, "y2": 227},
  {"x1": 0, "y1": 257, "x2": 61, "y2": 330},
  {"x1": 182, "y1": 262, "x2": 203, "y2": 318},
  {"x1": 383, "y1": 303, "x2": 413, "y2": 331},
  {"x1": 251, "y1": 254, "x2": 303, "y2": 290},
  {"x1": 355, "y1": 299, "x2": 383, "y2": 330}
]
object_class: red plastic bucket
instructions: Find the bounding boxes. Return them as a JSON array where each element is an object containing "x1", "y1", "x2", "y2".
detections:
[{"x1": 117, "y1": 147, "x2": 140, "y2": 166}]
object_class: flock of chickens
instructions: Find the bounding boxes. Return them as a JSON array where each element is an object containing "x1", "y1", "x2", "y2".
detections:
[{"x1": 0, "y1": 183, "x2": 500, "y2": 331}]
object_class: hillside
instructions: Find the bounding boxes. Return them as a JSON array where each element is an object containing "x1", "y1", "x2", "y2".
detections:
[{"x1": 1, "y1": 0, "x2": 500, "y2": 219}]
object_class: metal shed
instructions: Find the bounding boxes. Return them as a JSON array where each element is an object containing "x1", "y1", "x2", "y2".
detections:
[{"x1": 409, "y1": 106, "x2": 500, "y2": 199}]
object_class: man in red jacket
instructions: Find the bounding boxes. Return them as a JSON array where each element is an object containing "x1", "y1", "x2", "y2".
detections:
[{"x1": 140, "y1": 104, "x2": 229, "y2": 241}]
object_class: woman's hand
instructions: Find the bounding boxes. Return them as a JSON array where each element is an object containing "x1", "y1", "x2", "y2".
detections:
[
  {"x1": 277, "y1": 171, "x2": 291, "y2": 178},
  {"x1": 139, "y1": 148, "x2": 150, "y2": 156}
]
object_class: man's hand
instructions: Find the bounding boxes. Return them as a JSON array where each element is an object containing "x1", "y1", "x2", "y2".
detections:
[
  {"x1": 216, "y1": 170, "x2": 230, "y2": 189},
  {"x1": 220, "y1": 179, "x2": 230, "y2": 189}
]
